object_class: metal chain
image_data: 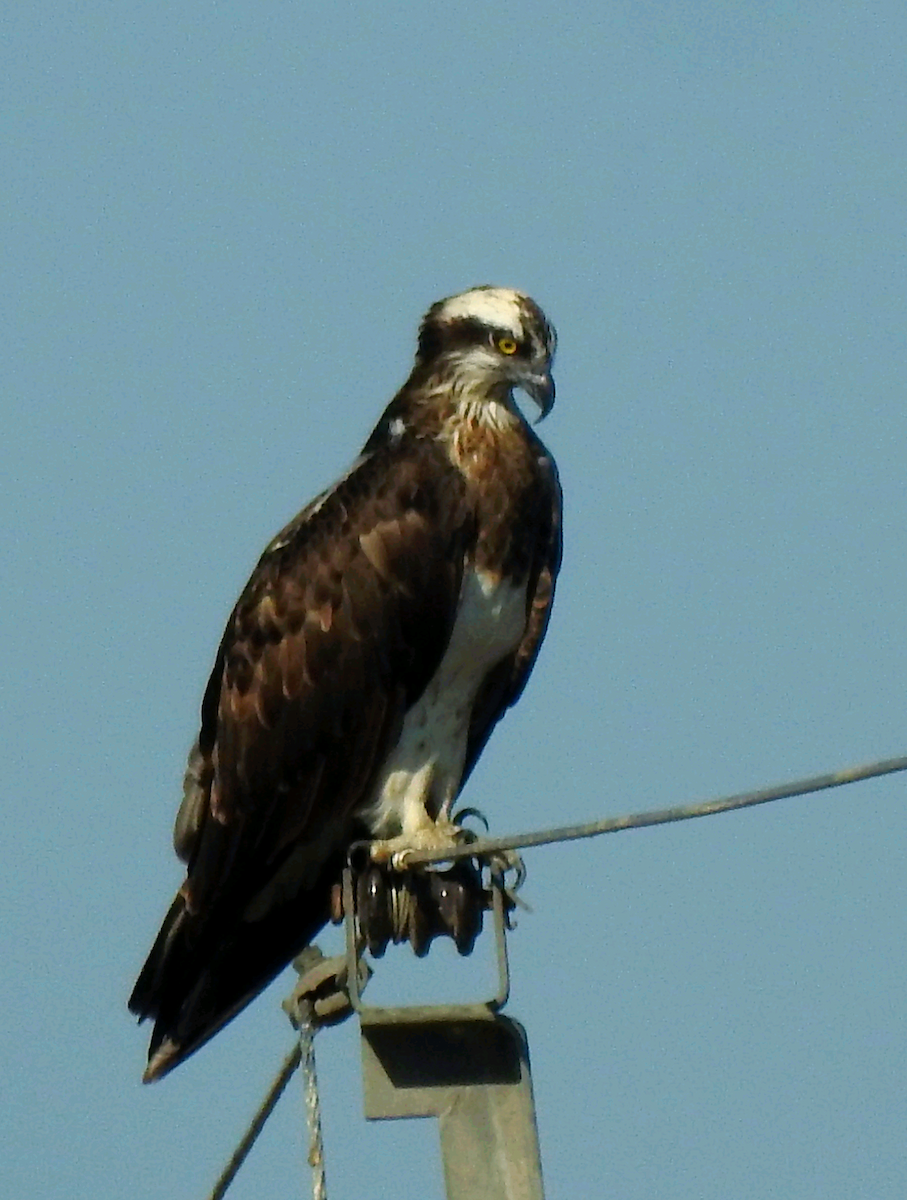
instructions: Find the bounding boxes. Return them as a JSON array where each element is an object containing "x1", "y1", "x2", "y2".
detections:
[
  {"x1": 207, "y1": 1007, "x2": 327, "y2": 1200},
  {"x1": 297, "y1": 1003, "x2": 328, "y2": 1200}
]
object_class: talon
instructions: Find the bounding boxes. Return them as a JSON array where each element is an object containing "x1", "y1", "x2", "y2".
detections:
[
  {"x1": 490, "y1": 849, "x2": 526, "y2": 890},
  {"x1": 452, "y1": 805, "x2": 489, "y2": 834}
]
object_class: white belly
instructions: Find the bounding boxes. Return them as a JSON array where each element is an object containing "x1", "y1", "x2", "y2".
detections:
[{"x1": 364, "y1": 568, "x2": 527, "y2": 837}]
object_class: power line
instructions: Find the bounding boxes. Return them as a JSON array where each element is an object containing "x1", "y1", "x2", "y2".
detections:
[
  {"x1": 205, "y1": 749, "x2": 907, "y2": 1198},
  {"x1": 398, "y1": 753, "x2": 907, "y2": 867},
  {"x1": 208, "y1": 1042, "x2": 302, "y2": 1200}
]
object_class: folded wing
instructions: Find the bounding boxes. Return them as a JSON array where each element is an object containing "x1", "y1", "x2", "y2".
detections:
[{"x1": 129, "y1": 439, "x2": 472, "y2": 1080}]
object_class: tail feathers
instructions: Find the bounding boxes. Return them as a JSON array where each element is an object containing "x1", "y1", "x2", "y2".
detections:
[
  {"x1": 129, "y1": 895, "x2": 190, "y2": 1025},
  {"x1": 130, "y1": 874, "x2": 337, "y2": 1082}
]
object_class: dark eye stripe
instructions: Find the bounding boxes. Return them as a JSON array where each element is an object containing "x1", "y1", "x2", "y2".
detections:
[{"x1": 417, "y1": 313, "x2": 548, "y2": 364}]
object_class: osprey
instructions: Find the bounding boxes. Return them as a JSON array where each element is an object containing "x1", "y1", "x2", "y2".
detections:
[{"x1": 130, "y1": 286, "x2": 562, "y2": 1081}]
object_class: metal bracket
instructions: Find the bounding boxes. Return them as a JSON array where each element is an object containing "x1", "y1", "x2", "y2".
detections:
[
  {"x1": 343, "y1": 863, "x2": 545, "y2": 1200},
  {"x1": 342, "y1": 864, "x2": 511, "y2": 1020}
]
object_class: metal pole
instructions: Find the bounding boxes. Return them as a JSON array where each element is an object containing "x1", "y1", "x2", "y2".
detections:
[{"x1": 361, "y1": 1011, "x2": 545, "y2": 1200}]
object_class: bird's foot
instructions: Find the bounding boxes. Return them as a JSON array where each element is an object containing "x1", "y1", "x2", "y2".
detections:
[{"x1": 369, "y1": 818, "x2": 474, "y2": 871}]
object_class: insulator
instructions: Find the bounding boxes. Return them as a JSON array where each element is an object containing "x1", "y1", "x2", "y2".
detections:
[
  {"x1": 427, "y1": 860, "x2": 484, "y2": 955},
  {"x1": 356, "y1": 865, "x2": 393, "y2": 957},
  {"x1": 345, "y1": 857, "x2": 488, "y2": 958}
]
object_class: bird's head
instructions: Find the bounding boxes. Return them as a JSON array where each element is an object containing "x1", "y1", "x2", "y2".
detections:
[{"x1": 416, "y1": 286, "x2": 557, "y2": 419}]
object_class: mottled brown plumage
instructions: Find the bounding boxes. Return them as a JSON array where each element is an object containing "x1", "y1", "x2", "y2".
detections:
[{"x1": 130, "y1": 286, "x2": 561, "y2": 1081}]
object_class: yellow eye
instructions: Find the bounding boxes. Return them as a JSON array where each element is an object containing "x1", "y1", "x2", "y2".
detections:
[{"x1": 496, "y1": 336, "x2": 518, "y2": 355}]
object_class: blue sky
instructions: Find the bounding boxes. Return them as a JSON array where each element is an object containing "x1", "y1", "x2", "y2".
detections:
[{"x1": 3, "y1": 3, "x2": 906, "y2": 1197}]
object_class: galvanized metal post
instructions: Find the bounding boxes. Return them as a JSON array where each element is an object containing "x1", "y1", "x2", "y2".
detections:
[{"x1": 360, "y1": 1011, "x2": 544, "y2": 1200}]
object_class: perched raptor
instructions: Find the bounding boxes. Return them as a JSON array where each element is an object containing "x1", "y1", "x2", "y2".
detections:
[{"x1": 130, "y1": 286, "x2": 562, "y2": 1081}]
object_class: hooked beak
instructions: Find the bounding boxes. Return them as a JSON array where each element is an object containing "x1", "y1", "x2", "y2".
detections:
[{"x1": 521, "y1": 368, "x2": 555, "y2": 421}]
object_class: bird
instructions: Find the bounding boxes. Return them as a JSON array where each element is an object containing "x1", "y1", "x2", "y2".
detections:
[{"x1": 129, "y1": 285, "x2": 562, "y2": 1082}]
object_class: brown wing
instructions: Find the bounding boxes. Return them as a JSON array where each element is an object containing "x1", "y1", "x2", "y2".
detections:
[
  {"x1": 462, "y1": 449, "x2": 562, "y2": 785},
  {"x1": 130, "y1": 437, "x2": 473, "y2": 1079}
]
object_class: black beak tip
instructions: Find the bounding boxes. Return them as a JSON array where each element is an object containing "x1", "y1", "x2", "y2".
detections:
[{"x1": 524, "y1": 372, "x2": 555, "y2": 421}]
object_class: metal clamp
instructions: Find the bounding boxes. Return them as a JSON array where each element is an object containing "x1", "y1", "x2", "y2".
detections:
[{"x1": 342, "y1": 862, "x2": 512, "y2": 1023}]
